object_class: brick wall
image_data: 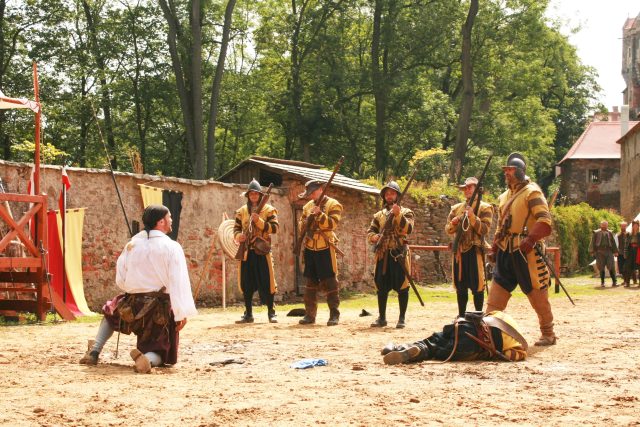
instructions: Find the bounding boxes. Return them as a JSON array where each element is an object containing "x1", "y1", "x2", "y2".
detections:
[{"x1": 620, "y1": 129, "x2": 640, "y2": 219}]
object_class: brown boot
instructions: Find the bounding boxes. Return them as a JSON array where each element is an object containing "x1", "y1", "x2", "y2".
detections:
[
  {"x1": 325, "y1": 277, "x2": 340, "y2": 326},
  {"x1": 527, "y1": 288, "x2": 557, "y2": 346},
  {"x1": 486, "y1": 281, "x2": 511, "y2": 313},
  {"x1": 302, "y1": 280, "x2": 318, "y2": 324},
  {"x1": 383, "y1": 346, "x2": 421, "y2": 365}
]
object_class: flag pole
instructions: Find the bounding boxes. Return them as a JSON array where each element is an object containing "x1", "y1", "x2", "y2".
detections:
[{"x1": 61, "y1": 183, "x2": 67, "y2": 303}]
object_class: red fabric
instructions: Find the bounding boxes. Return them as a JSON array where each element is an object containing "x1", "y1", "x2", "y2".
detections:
[
  {"x1": 47, "y1": 210, "x2": 82, "y2": 316},
  {"x1": 636, "y1": 246, "x2": 640, "y2": 265}
]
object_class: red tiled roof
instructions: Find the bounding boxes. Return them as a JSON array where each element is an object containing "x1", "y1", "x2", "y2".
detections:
[{"x1": 558, "y1": 121, "x2": 639, "y2": 164}]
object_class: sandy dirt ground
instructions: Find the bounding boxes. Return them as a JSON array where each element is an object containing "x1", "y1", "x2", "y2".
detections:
[{"x1": 2, "y1": 278, "x2": 640, "y2": 427}]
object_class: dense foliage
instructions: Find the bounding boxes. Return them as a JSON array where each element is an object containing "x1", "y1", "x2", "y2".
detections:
[
  {"x1": 0, "y1": 0, "x2": 601, "y2": 189},
  {"x1": 551, "y1": 203, "x2": 623, "y2": 273}
]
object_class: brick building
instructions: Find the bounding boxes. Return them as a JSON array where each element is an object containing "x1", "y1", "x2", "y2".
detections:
[
  {"x1": 617, "y1": 122, "x2": 640, "y2": 219},
  {"x1": 556, "y1": 110, "x2": 638, "y2": 211}
]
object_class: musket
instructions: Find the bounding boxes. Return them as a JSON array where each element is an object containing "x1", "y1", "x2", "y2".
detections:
[
  {"x1": 394, "y1": 249, "x2": 425, "y2": 307},
  {"x1": 374, "y1": 167, "x2": 418, "y2": 276},
  {"x1": 534, "y1": 243, "x2": 575, "y2": 306},
  {"x1": 452, "y1": 155, "x2": 492, "y2": 254},
  {"x1": 90, "y1": 102, "x2": 133, "y2": 237},
  {"x1": 293, "y1": 156, "x2": 344, "y2": 255},
  {"x1": 235, "y1": 183, "x2": 273, "y2": 260}
]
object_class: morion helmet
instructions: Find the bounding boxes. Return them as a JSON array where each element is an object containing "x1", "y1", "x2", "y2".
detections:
[
  {"x1": 502, "y1": 152, "x2": 526, "y2": 181},
  {"x1": 243, "y1": 178, "x2": 263, "y2": 196},
  {"x1": 380, "y1": 181, "x2": 401, "y2": 199}
]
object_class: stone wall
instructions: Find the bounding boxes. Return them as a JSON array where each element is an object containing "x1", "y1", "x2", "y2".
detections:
[
  {"x1": 0, "y1": 160, "x2": 463, "y2": 310},
  {"x1": 620, "y1": 128, "x2": 640, "y2": 219},
  {"x1": 559, "y1": 158, "x2": 620, "y2": 212}
]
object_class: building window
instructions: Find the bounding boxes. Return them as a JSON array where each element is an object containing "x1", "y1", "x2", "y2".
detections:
[{"x1": 589, "y1": 169, "x2": 599, "y2": 183}]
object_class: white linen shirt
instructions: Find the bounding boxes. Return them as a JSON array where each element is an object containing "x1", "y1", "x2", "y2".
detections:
[{"x1": 116, "y1": 230, "x2": 198, "y2": 321}]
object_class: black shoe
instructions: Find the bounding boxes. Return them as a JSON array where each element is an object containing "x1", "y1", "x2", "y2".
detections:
[
  {"x1": 327, "y1": 316, "x2": 339, "y2": 326},
  {"x1": 396, "y1": 318, "x2": 406, "y2": 329},
  {"x1": 299, "y1": 316, "x2": 315, "y2": 325},
  {"x1": 235, "y1": 315, "x2": 254, "y2": 324},
  {"x1": 370, "y1": 318, "x2": 387, "y2": 327}
]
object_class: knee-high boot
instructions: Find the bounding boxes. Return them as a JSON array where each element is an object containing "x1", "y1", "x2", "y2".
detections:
[
  {"x1": 371, "y1": 291, "x2": 389, "y2": 327},
  {"x1": 397, "y1": 288, "x2": 409, "y2": 328},
  {"x1": 472, "y1": 290, "x2": 484, "y2": 312},
  {"x1": 526, "y1": 287, "x2": 556, "y2": 346},
  {"x1": 600, "y1": 270, "x2": 605, "y2": 286},
  {"x1": 485, "y1": 281, "x2": 511, "y2": 313},
  {"x1": 300, "y1": 279, "x2": 318, "y2": 324},
  {"x1": 324, "y1": 277, "x2": 340, "y2": 326}
]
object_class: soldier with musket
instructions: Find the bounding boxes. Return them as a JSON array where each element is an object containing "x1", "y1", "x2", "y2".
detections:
[
  {"x1": 233, "y1": 179, "x2": 279, "y2": 324},
  {"x1": 297, "y1": 179, "x2": 344, "y2": 326},
  {"x1": 367, "y1": 181, "x2": 415, "y2": 328},
  {"x1": 445, "y1": 176, "x2": 493, "y2": 318},
  {"x1": 487, "y1": 153, "x2": 556, "y2": 346}
]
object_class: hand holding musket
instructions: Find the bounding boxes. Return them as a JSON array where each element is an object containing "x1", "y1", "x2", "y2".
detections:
[
  {"x1": 235, "y1": 183, "x2": 273, "y2": 260},
  {"x1": 452, "y1": 155, "x2": 492, "y2": 255},
  {"x1": 373, "y1": 168, "x2": 418, "y2": 262},
  {"x1": 293, "y1": 157, "x2": 344, "y2": 255}
]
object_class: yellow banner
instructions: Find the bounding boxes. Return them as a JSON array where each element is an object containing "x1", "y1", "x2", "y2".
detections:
[{"x1": 139, "y1": 184, "x2": 163, "y2": 208}]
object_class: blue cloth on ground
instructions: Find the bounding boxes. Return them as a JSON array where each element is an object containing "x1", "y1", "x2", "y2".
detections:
[{"x1": 290, "y1": 358, "x2": 328, "y2": 369}]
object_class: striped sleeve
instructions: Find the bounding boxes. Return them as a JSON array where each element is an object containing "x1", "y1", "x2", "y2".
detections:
[
  {"x1": 394, "y1": 208, "x2": 414, "y2": 236},
  {"x1": 471, "y1": 203, "x2": 493, "y2": 237},
  {"x1": 527, "y1": 190, "x2": 552, "y2": 226},
  {"x1": 367, "y1": 215, "x2": 381, "y2": 244},
  {"x1": 233, "y1": 209, "x2": 243, "y2": 239},
  {"x1": 445, "y1": 204, "x2": 461, "y2": 235},
  {"x1": 317, "y1": 199, "x2": 342, "y2": 231}
]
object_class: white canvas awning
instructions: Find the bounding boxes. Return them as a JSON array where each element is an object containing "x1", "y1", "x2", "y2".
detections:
[{"x1": 0, "y1": 90, "x2": 39, "y2": 112}]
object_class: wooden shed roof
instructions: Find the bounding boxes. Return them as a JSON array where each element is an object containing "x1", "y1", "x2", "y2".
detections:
[{"x1": 218, "y1": 156, "x2": 380, "y2": 195}]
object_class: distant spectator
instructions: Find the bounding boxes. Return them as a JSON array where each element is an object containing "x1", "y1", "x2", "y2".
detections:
[
  {"x1": 622, "y1": 220, "x2": 640, "y2": 287},
  {"x1": 589, "y1": 220, "x2": 618, "y2": 287},
  {"x1": 617, "y1": 222, "x2": 629, "y2": 281}
]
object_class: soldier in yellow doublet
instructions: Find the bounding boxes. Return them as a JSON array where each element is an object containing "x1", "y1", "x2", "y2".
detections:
[
  {"x1": 233, "y1": 179, "x2": 279, "y2": 324},
  {"x1": 445, "y1": 177, "x2": 493, "y2": 317},
  {"x1": 297, "y1": 180, "x2": 343, "y2": 326},
  {"x1": 367, "y1": 181, "x2": 414, "y2": 328},
  {"x1": 486, "y1": 153, "x2": 556, "y2": 346}
]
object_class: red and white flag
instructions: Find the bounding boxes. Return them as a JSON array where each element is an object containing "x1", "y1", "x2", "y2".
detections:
[{"x1": 59, "y1": 166, "x2": 71, "y2": 215}]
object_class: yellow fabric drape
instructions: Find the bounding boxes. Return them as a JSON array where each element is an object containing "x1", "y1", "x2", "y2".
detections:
[
  {"x1": 139, "y1": 184, "x2": 163, "y2": 208},
  {"x1": 56, "y1": 208, "x2": 95, "y2": 315}
]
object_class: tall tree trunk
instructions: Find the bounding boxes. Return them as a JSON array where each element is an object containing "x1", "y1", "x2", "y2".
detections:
[
  {"x1": 290, "y1": 0, "x2": 306, "y2": 161},
  {"x1": 206, "y1": 0, "x2": 236, "y2": 178},
  {"x1": 371, "y1": 0, "x2": 388, "y2": 177},
  {"x1": 158, "y1": 0, "x2": 204, "y2": 179},
  {"x1": 82, "y1": 0, "x2": 118, "y2": 169},
  {"x1": 449, "y1": 0, "x2": 478, "y2": 183}
]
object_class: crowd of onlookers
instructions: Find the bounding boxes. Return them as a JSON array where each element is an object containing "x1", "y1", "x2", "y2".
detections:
[{"x1": 589, "y1": 219, "x2": 640, "y2": 287}]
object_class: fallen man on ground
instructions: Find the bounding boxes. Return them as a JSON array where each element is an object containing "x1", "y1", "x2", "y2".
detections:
[{"x1": 381, "y1": 311, "x2": 528, "y2": 364}]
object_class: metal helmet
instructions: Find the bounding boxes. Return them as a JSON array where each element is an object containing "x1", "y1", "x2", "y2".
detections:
[
  {"x1": 502, "y1": 152, "x2": 526, "y2": 181},
  {"x1": 243, "y1": 178, "x2": 263, "y2": 196},
  {"x1": 380, "y1": 181, "x2": 401, "y2": 199},
  {"x1": 298, "y1": 179, "x2": 325, "y2": 199}
]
